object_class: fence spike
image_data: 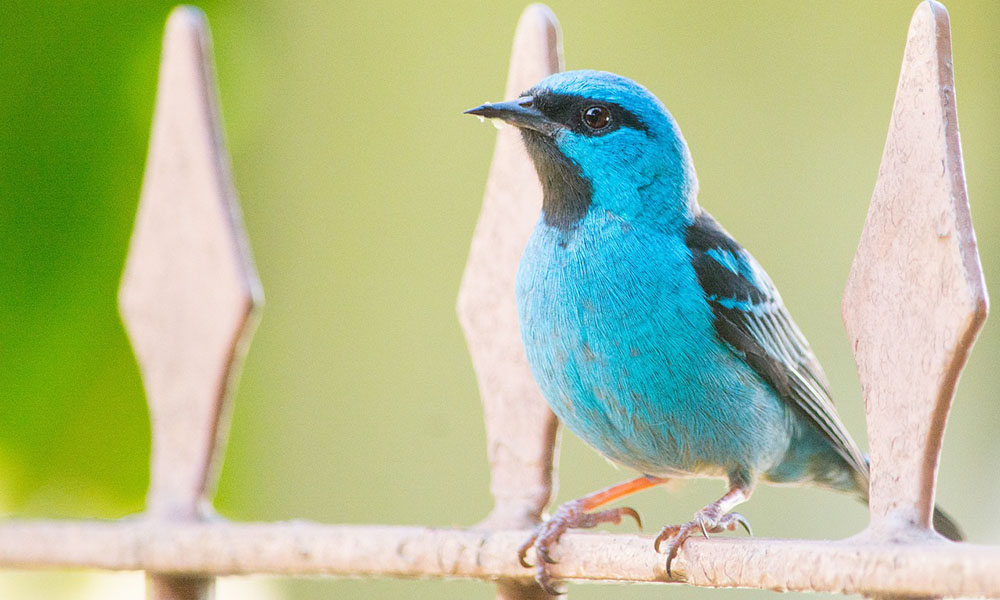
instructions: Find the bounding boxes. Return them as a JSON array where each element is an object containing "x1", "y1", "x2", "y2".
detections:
[
  {"x1": 457, "y1": 4, "x2": 563, "y2": 598},
  {"x1": 118, "y1": 5, "x2": 262, "y2": 599},
  {"x1": 842, "y1": 0, "x2": 987, "y2": 541}
]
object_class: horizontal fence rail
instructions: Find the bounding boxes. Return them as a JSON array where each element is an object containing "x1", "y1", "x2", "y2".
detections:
[
  {"x1": 2, "y1": 522, "x2": 1000, "y2": 597},
  {"x1": 2, "y1": 1, "x2": 992, "y2": 599}
]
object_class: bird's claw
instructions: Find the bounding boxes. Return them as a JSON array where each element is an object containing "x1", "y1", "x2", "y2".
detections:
[
  {"x1": 653, "y1": 521, "x2": 699, "y2": 577},
  {"x1": 723, "y1": 512, "x2": 753, "y2": 536},
  {"x1": 517, "y1": 501, "x2": 643, "y2": 595},
  {"x1": 619, "y1": 506, "x2": 643, "y2": 530},
  {"x1": 538, "y1": 544, "x2": 558, "y2": 565},
  {"x1": 654, "y1": 510, "x2": 752, "y2": 578},
  {"x1": 516, "y1": 535, "x2": 537, "y2": 569},
  {"x1": 535, "y1": 569, "x2": 567, "y2": 596}
]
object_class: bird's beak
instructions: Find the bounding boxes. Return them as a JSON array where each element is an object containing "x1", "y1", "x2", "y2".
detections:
[{"x1": 464, "y1": 96, "x2": 558, "y2": 136}]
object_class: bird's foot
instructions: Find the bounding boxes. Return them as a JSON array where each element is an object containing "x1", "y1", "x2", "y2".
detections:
[
  {"x1": 518, "y1": 500, "x2": 642, "y2": 595},
  {"x1": 654, "y1": 507, "x2": 752, "y2": 578}
]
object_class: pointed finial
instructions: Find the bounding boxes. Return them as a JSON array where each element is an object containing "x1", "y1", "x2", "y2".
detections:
[
  {"x1": 119, "y1": 5, "x2": 261, "y2": 598},
  {"x1": 843, "y1": 0, "x2": 987, "y2": 540},
  {"x1": 457, "y1": 3, "x2": 563, "y2": 599}
]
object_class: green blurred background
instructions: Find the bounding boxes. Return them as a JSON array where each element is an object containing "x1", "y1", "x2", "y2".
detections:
[{"x1": 1, "y1": 0, "x2": 997, "y2": 598}]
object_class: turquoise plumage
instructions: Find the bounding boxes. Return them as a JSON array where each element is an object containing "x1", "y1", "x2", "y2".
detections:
[{"x1": 466, "y1": 70, "x2": 960, "y2": 594}]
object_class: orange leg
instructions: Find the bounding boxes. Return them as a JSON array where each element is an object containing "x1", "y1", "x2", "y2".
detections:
[
  {"x1": 574, "y1": 475, "x2": 668, "y2": 512},
  {"x1": 518, "y1": 475, "x2": 668, "y2": 594}
]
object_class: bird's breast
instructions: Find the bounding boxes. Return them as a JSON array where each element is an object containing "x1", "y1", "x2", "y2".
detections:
[{"x1": 517, "y1": 213, "x2": 717, "y2": 470}]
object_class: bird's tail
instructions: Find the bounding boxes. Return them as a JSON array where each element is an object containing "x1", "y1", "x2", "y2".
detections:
[
  {"x1": 932, "y1": 505, "x2": 964, "y2": 541},
  {"x1": 852, "y1": 457, "x2": 963, "y2": 541}
]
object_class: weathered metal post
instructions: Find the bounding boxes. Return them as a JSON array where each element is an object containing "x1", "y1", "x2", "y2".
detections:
[
  {"x1": 0, "y1": 2, "x2": 993, "y2": 598},
  {"x1": 457, "y1": 4, "x2": 564, "y2": 599},
  {"x1": 119, "y1": 6, "x2": 262, "y2": 599},
  {"x1": 843, "y1": 0, "x2": 987, "y2": 544}
]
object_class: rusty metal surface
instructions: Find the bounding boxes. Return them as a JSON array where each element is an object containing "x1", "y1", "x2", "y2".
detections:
[
  {"x1": 842, "y1": 0, "x2": 987, "y2": 541},
  {"x1": 118, "y1": 6, "x2": 262, "y2": 599},
  {"x1": 11, "y1": 2, "x2": 986, "y2": 599},
  {"x1": 1, "y1": 521, "x2": 999, "y2": 597},
  {"x1": 457, "y1": 5, "x2": 562, "y2": 537},
  {"x1": 457, "y1": 7, "x2": 564, "y2": 598}
]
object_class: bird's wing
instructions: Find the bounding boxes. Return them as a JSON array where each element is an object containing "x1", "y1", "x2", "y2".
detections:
[{"x1": 684, "y1": 210, "x2": 868, "y2": 479}]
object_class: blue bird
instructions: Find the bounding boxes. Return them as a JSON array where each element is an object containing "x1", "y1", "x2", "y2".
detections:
[{"x1": 465, "y1": 70, "x2": 961, "y2": 593}]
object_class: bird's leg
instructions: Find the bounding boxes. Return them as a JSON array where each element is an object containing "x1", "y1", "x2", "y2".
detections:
[
  {"x1": 654, "y1": 481, "x2": 754, "y2": 578},
  {"x1": 518, "y1": 475, "x2": 668, "y2": 595}
]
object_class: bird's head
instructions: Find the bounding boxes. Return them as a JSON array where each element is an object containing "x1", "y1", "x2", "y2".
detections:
[{"x1": 466, "y1": 70, "x2": 698, "y2": 231}]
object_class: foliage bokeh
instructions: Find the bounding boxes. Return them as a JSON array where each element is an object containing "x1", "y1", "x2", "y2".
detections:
[{"x1": 1, "y1": 1, "x2": 998, "y2": 598}]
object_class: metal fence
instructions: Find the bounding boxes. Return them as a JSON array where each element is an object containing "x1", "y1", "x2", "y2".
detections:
[{"x1": 0, "y1": 2, "x2": 994, "y2": 599}]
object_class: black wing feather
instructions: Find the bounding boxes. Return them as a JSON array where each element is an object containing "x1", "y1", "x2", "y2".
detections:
[{"x1": 685, "y1": 211, "x2": 869, "y2": 481}]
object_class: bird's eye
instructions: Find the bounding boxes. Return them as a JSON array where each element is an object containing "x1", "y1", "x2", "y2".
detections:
[{"x1": 582, "y1": 105, "x2": 611, "y2": 130}]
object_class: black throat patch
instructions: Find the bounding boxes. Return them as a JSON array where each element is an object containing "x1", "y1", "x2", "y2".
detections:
[
  {"x1": 515, "y1": 90, "x2": 648, "y2": 231},
  {"x1": 520, "y1": 129, "x2": 592, "y2": 231}
]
